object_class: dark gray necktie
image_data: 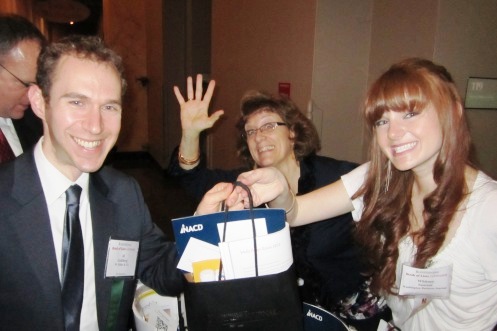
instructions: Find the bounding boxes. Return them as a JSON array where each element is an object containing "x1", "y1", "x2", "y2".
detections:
[{"x1": 61, "y1": 185, "x2": 84, "y2": 331}]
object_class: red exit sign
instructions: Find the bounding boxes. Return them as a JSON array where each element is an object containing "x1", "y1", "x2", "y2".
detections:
[{"x1": 278, "y1": 82, "x2": 291, "y2": 98}]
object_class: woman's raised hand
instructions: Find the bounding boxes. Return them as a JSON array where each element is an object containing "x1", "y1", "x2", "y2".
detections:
[{"x1": 173, "y1": 74, "x2": 224, "y2": 138}]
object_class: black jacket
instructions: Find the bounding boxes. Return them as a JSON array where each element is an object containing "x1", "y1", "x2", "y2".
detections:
[
  {"x1": 12, "y1": 107, "x2": 43, "y2": 152},
  {"x1": 0, "y1": 151, "x2": 184, "y2": 330}
]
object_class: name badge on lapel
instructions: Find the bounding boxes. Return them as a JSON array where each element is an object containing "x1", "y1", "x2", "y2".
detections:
[{"x1": 105, "y1": 238, "x2": 140, "y2": 278}]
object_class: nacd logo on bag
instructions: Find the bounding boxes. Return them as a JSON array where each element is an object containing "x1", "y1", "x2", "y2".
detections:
[
  {"x1": 306, "y1": 309, "x2": 323, "y2": 322},
  {"x1": 180, "y1": 223, "x2": 203, "y2": 234}
]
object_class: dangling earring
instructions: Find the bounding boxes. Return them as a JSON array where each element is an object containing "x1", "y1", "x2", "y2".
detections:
[{"x1": 385, "y1": 160, "x2": 392, "y2": 193}]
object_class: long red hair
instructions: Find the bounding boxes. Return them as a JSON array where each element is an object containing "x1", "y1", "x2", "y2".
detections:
[{"x1": 354, "y1": 58, "x2": 473, "y2": 294}]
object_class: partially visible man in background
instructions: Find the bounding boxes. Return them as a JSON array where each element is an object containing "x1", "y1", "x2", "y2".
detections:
[{"x1": 0, "y1": 14, "x2": 45, "y2": 163}]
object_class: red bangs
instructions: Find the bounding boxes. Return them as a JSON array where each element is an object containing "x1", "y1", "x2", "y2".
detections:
[{"x1": 364, "y1": 68, "x2": 430, "y2": 127}]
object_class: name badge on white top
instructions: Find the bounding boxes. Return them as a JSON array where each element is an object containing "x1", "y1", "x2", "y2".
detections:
[
  {"x1": 105, "y1": 238, "x2": 140, "y2": 278},
  {"x1": 398, "y1": 264, "x2": 452, "y2": 298}
]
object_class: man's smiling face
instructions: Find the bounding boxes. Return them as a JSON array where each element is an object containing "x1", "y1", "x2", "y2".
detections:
[{"x1": 32, "y1": 54, "x2": 122, "y2": 181}]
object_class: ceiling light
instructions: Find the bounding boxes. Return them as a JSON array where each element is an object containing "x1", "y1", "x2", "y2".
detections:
[{"x1": 35, "y1": 0, "x2": 91, "y2": 24}]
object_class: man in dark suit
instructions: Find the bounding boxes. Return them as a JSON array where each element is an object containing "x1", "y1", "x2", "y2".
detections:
[
  {"x1": 0, "y1": 35, "x2": 184, "y2": 330},
  {"x1": 0, "y1": 14, "x2": 45, "y2": 161}
]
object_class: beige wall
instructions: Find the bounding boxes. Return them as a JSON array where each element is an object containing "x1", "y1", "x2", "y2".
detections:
[
  {"x1": 103, "y1": 0, "x2": 148, "y2": 152},
  {"x1": 312, "y1": 0, "x2": 497, "y2": 178},
  {"x1": 210, "y1": 0, "x2": 317, "y2": 169},
  {"x1": 368, "y1": 0, "x2": 439, "y2": 81},
  {"x1": 311, "y1": 0, "x2": 373, "y2": 164},
  {"x1": 145, "y1": 0, "x2": 166, "y2": 166},
  {"x1": 434, "y1": 0, "x2": 497, "y2": 178}
]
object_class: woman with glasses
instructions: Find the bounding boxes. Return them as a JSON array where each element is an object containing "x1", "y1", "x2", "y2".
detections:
[{"x1": 168, "y1": 75, "x2": 391, "y2": 330}]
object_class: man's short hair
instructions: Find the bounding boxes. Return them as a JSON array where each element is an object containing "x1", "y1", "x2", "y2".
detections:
[
  {"x1": 0, "y1": 14, "x2": 46, "y2": 57},
  {"x1": 36, "y1": 35, "x2": 127, "y2": 99}
]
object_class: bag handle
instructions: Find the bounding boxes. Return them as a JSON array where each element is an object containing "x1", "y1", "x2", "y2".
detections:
[{"x1": 219, "y1": 181, "x2": 258, "y2": 280}]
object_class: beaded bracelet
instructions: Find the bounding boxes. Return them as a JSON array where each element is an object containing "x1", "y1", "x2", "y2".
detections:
[{"x1": 178, "y1": 152, "x2": 200, "y2": 165}]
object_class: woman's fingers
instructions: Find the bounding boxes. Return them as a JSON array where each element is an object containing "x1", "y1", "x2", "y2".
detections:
[
  {"x1": 203, "y1": 79, "x2": 216, "y2": 102},
  {"x1": 196, "y1": 182, "x2": 234, "y2": 215},
  {"x1": 173, "y1": 85, "x2": 185, "y2": 104},
  {"x1": 235, "y1": 168, "x2": 287, "y2": 206},
  {"x1": 194, "y1": 74, "x2": 203, "y2": 100},
  {"x1": 187, "y1": 76, "x2": 194, "y2": 100}
]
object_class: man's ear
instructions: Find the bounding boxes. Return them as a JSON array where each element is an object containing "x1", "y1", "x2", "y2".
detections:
[{"x1": 28, "y1": 85, "x2": 46, "y2": 120}]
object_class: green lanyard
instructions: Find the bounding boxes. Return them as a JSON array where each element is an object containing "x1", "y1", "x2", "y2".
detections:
[{"x1": 106, "y1": 279, "x2": 125, "y2": 331}]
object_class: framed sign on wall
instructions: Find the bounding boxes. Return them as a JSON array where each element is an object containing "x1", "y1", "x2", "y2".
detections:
[{"x1": 465, "y1": 77, "x2": 497, "y2": 109}]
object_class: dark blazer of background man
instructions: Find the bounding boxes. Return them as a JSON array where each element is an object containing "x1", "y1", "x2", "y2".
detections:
[
  {"x1": 0, "y1": 14, "x2": 44, "y2": 158},
  {"x1": 12, "y1": 107, "x2": 43, "y2": 150}
]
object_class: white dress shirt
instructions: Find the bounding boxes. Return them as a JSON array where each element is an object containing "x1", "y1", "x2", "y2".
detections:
[
  {"x1": 34, "y1": 139, "x2": 99, "y2": 330},
  {"x1": 0, "y1": 117, "x2": 23, "y2": 156}
]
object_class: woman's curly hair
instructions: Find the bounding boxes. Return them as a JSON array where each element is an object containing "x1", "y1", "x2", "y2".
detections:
[{"x1": 235, "y1": 90, "x2": 320, "y2": 168}]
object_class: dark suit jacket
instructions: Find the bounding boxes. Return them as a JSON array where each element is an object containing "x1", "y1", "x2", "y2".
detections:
[
  {"x1": 11, "y1": 107, "x2": 43, "y2": 153},
  {"x1": 0, "y1": 150, "x2": 184, "y2": 330}
]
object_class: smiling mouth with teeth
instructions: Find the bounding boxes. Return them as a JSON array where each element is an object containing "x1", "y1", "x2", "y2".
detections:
[
  {"x1": 74, "y1": 137, "x2": 101, "y2": 149},
  {"x1": 392, "y1": 142, "x2": 417, "y2": 154},
  {"x1": 258, "y1": 145, "x2": 274, "y2": 153}
]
